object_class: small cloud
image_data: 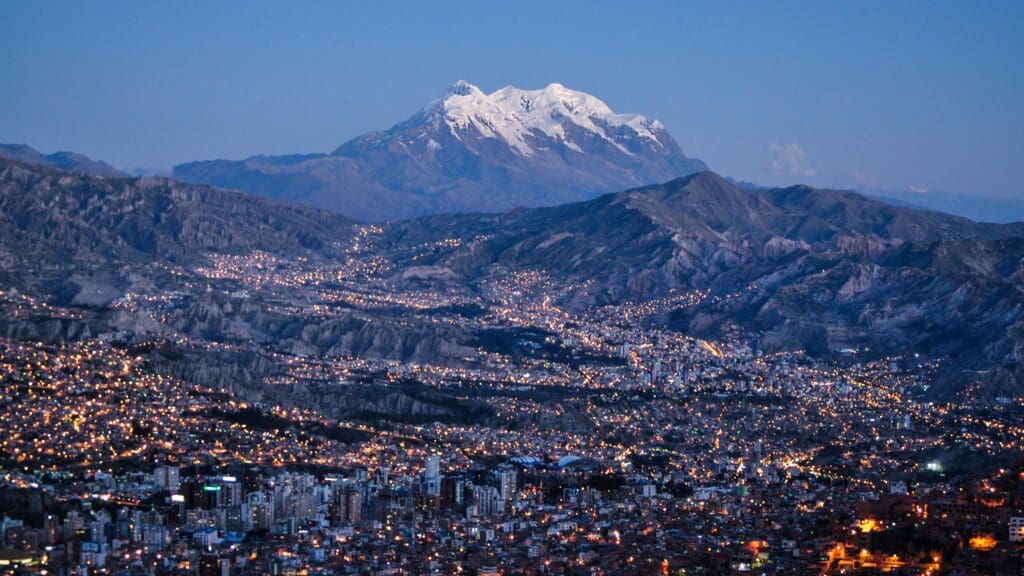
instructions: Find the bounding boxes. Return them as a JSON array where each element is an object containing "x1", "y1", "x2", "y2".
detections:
[
  {"x1": 906, "y1": 185, "x2": 930, "y2": 194},
  {"x1": 850, "y1": 171, "x2": 875, "y2": 188},
  {"x1": 768, "y1": 142, "x2": 817, "y2": 178}
]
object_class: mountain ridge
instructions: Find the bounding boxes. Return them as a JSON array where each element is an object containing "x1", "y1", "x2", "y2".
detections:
[
  {"x1": 0, "y1": 157, "x2": 356, "y2": 277},
  {"x1": 2, "y1": 159, "x2": 1023, "y2": 399},
  {"x1": 0, "y1": 143, "x2": 125, "y2": 177},
  {"x1": 172, "y1": 81, "x2": 707, "y2": 221},
  {"x1": 384, "y1": 171, "x2": 1024, "y2": 397}
]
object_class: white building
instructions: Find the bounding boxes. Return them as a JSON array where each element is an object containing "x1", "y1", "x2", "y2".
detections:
[
  {"x1": 425, "y1": 454, "x2": 441, "y2": 497},
  {"x1": 498, "y1": 468, "x2": 517, "y2": 502},
  {"x1": 1010, "y1": 516, "x2": 1024, "y2": 542}
]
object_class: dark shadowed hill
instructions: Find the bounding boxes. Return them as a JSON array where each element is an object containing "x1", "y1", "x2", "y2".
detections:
[
  {"x1": 0, "y1": 158, "x2": 355, "y2": 262},
  {"x1": 0, "y1": 158, "x2": 357, "y2": 303}
]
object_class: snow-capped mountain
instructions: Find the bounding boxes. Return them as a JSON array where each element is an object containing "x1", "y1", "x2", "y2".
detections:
[
  {"x1": 395, "y1": 80, "x2": 672, "y2": 157},
  {"x1": 173, "y1": 81, "x2": 706, "y2": 221}
]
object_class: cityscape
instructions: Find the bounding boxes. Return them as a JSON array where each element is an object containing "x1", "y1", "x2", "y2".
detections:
[
  {"x1": 2, "y1": 2, "x2": 1024, "y2": 575},
  {"x1": 1, "y1": 223, "x2": 1022, "y2": 574}
]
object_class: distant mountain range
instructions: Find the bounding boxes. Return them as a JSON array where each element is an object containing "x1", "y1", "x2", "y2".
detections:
[
  {"x1": 0, "y1": 143, "x2": 125, "y2": 177},
  {"x1": 731, "y1": 178, "x2": 1024, "y2": 225},
  {"x1": 6, "y1": 83, "x2": 1022, "y2": 225},
  {"x1": 3, "y1": 157, "x2": 1024, "y2": 400},
  {"x1": 171, "y1": 81, "x2": 707, "y2": 221},
  {"x1": 860, "y1": 187, "x2": 1024, "y2": 224}
]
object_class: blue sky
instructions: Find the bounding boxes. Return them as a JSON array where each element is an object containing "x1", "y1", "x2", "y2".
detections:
[{"x1": 2, "y1": 1, "x2": 1021, "y2": 197}]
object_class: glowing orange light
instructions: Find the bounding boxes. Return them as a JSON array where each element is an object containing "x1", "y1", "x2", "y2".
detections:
[
  {"x1": 969, "y1": 535, "x2": 996, "y2": 551},
  {"x1": 857, "y1": 518, "x2": 881, "y2": 533}
]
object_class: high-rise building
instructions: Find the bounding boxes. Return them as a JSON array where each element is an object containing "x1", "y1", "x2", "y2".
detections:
[
  {"x1": 141, "y1": 524, "x2": 169, "y2": 549},
  {"x1": 440, "y1": 476, "x2": 465, "y2": 509},
  {"x1": 474, "y1": 486, "x2": 503, "y2": 516},
  {"x1": 333, "y1": 486, "x2": 363, "y2": 524},
  {"x1": 498, "y1": 468, "x2": 517, "y2": 502},
  {"x1": 242, "y1": 468, "x2": 261, "y2": 496},
  {"x1": 153, "y1": 465, "x2": 180, "y2": 492},
  {"x1": 225, "y1": 504, "x2": 251, "y2": 533},
  {"x1": 425, "y1": 454, "x2": 441, "y2": 497}
]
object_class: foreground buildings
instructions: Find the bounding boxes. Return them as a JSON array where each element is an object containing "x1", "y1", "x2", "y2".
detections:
[
  {"x1": 1, "y1": 326, "x2": 1021, "y2": 575},
  {"x1": 1, "y1": 239, "x2": 1022, "y2": 574},
  {"x1": 2, "y1": 459, "x2": 1024, "y2": 575}
]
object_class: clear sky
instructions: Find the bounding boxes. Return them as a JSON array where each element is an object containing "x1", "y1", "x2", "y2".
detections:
[{"x1": 2, "y1": 1, "x2": 1022, "y2": 197}]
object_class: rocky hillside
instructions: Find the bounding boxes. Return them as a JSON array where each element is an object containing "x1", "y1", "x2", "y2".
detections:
[
  {"x1": 385, "y1": 172, "x2": 1024, "y2": 396},
  {"x1": 0, "y1": 158, "x2": 354, "y2": 261},
  {"x1": 0, "y1": 157, "x2": 360, "y2": 312},
  {"x1": 0, "y1": 159, "x2": 488, "y2": 424},
  {"x1": 4, "y1": 160, "x2": 1023, "y2": 399}
]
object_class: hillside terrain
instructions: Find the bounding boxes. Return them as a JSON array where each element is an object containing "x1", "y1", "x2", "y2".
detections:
[
  {"x1": 2, "y1": 159, "x2": 1022, "y2": 406},
  {"x1": 385, "y1": 172, "x2": 1024, "y2": 397}
]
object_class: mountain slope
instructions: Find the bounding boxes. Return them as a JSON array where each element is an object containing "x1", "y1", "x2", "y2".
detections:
[
  {"x1": 5, "y1": 160, "x2": 1022, "y2": 399},
  {"x1": 0, "y1": 143, "x2": 125, "y2": 177},
  {"x1": 385, "y1": 172, "x2": 1024, "y2": 397},
  {"x1": 0, "y1": 158, "x2": 357, "y2": 302},
  {"x1": 173, "y1": 81, "x2": 706, "y2": 221},
  {"x1": 0, "y1": 159, "x2": 489, "y2": 422},
  {"x1": 0, "y1": 159, "x2": 471, "y2": 370}
]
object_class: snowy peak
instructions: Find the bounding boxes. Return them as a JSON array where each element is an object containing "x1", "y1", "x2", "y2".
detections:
[
  {"x1": 493, "y1": 82, "x2": 615, "y2": 120},
  {"x1": 430, "y1": 81, "x2": 668, "y2": 157},
  {"x1": 175, "y1": 81, "x2": 707, "y2": 221},
  {"x1": 445, "y1": 79, "x2": 482, "y2": 97}
]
